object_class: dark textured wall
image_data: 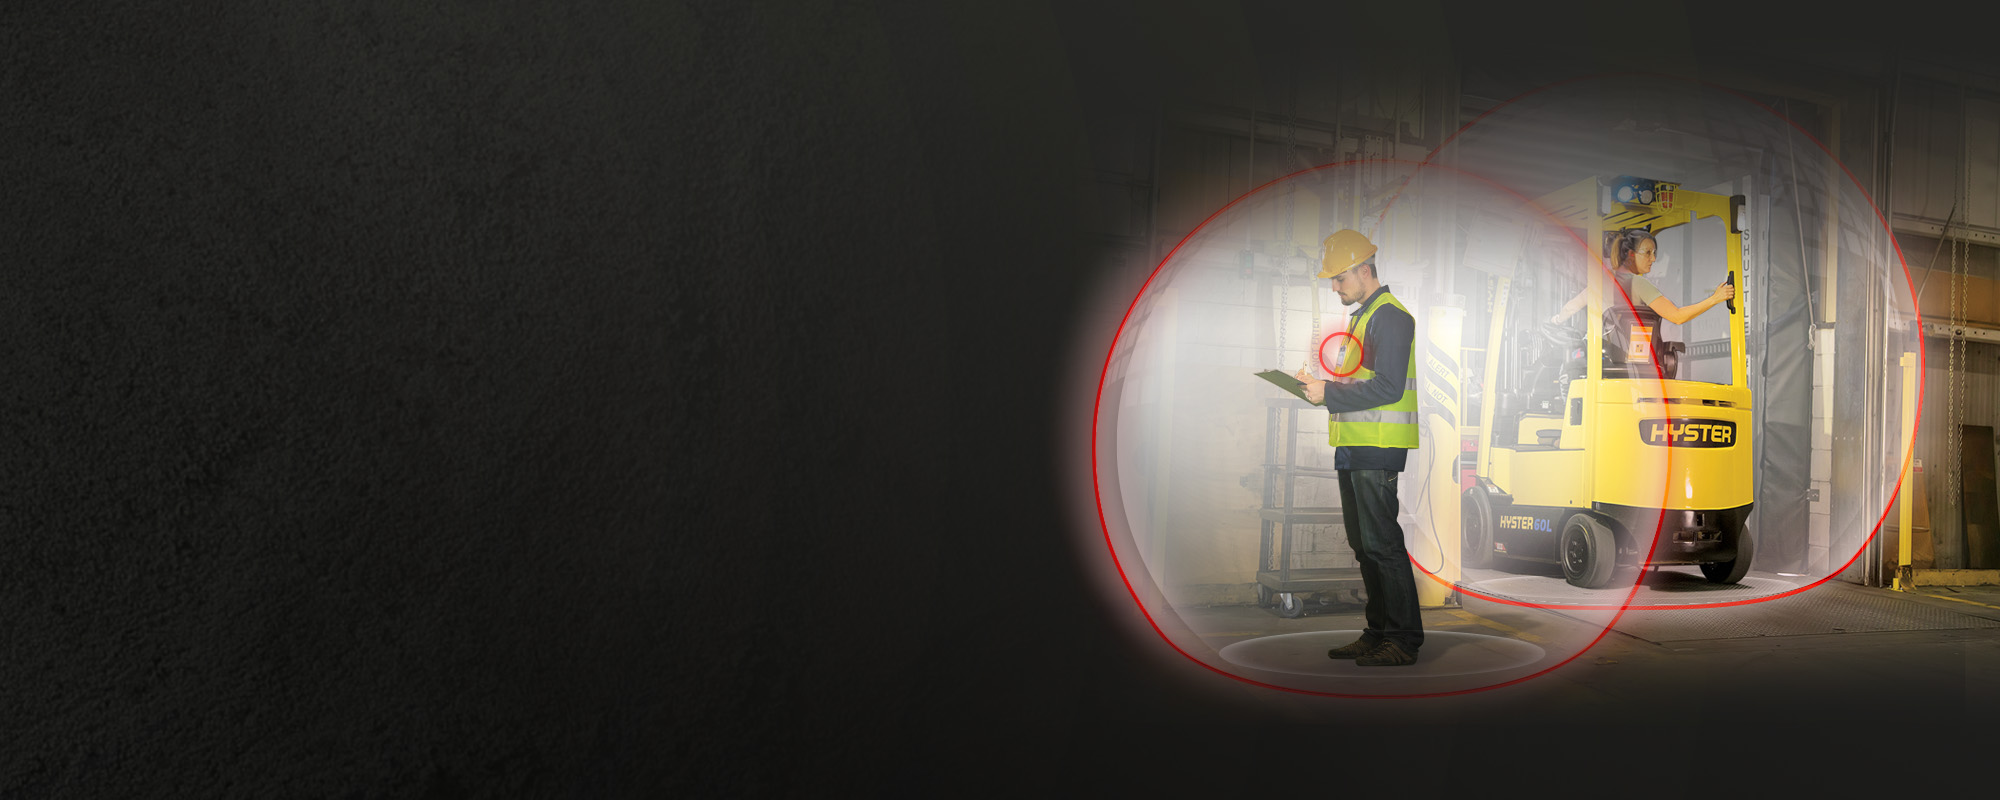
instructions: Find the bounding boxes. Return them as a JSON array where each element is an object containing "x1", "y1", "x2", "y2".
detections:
[
  {"x1": 8, "y1": 1, "x2": 1151, "y2": 794},
  {"x1": 6, "y1": 2, "x2": 892, "y2": 794},
  {"x1": 8, "y1": 1, "x2": 1999, "y2": 796}
]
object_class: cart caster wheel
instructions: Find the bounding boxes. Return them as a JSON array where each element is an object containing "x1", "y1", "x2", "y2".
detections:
[
  {"x1": 1276, "y1": 592, "x2": 1307, "y2": 619},
  {"x1": 1256, "y1": 584, "x2": 1274, "y2": 608}
]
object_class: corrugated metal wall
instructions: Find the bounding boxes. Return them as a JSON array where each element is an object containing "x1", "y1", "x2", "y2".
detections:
[{"x1": 1917, "y1": 338, "x2": 2000, "y2": 568}]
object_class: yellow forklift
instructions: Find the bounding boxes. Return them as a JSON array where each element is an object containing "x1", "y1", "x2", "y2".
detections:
[{"x1": 1461, "y1": 175, "x2": 1754, "y2": 589}]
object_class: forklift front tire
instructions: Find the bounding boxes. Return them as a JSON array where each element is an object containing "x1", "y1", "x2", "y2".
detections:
[
  {"x1": 1462, "y1": 488, "x2": 1497, "y2": 569},
  {"x1": 1700, "y1": 531, "x2": 1755, "y2": 585},
  {"x1": 1560, "y1": 514, "x2": 1618, "y2": 589}
]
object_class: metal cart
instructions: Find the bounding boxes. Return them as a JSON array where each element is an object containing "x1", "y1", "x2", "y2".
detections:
[{"x1": 1257, "y1": 396, "x2": 1366, "y2": 617}]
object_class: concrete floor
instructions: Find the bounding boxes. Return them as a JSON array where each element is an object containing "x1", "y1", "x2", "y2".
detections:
[
  {"x1": 1170, "y1": 577, "x2": 2000, "y2": 731},
  {"x1": 1458, "y1": 562, "x2": 1810, "y2": 607}
]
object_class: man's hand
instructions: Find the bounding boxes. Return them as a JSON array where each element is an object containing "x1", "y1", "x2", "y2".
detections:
[
  {"x1": 1294, "y1": 366, "x2": 1314, "y2": 383},
  {"x1": 1303, "y1": 379, "x2": 1326, "y2": 404}
]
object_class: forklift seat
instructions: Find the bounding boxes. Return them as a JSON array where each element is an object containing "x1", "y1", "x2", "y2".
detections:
[{"x1": 1602, "y1": 307, "x2": 1681, "y2": 381}]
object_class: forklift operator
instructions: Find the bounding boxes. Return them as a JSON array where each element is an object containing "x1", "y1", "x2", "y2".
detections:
[
  {"x1": 1550, "y1": 227, "x2": 1735, "y2": 326},
  {"x1": 1292, "y1": 230, "x2": 1423, "y2": 667}
]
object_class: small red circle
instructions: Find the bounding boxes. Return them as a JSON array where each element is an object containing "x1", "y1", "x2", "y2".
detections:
[{"x1": 1318, "y1": 331, "x2": 1363, "y2": 377}]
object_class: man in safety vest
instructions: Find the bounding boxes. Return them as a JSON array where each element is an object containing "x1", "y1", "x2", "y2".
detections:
[{"x1": 1294, "y1": 229, "x2": 1423, "y2": 667}]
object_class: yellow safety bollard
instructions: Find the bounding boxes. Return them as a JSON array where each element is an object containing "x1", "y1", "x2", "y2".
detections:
[{"x1": 1895, "y1": 352, "x2": 1916, "y2": 591}]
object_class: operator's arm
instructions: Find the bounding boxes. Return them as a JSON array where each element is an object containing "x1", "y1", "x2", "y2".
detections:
[
  {"x1": 1551, "y1": 287, "x2": 1588, "y2": 323},
  {"x1": 1646, "y1": 280, "x2": 1735, "y2": 325},
  {"x1": 1322, "y1": 308, "x2": 1413, "y2": 412}
]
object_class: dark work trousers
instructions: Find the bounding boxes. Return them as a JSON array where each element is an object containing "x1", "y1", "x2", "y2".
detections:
[{"x1": 1339, "y1": 469, "x2": 1424, "y2": 652}]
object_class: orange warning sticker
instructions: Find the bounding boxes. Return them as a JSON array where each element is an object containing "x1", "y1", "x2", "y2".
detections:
[{"x1": 1627, "y1": 325, "x2": 1653, "y2": 362}]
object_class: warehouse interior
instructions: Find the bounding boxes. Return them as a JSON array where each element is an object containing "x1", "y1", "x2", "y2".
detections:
[{"x1": 1076, "y1": 6, "x2": 2000, "y2": 702}]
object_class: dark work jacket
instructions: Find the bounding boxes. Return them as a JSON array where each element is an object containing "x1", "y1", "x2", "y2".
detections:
[{"x1": 1323, "y1": 285, "x2": 1415, "y2": 472}]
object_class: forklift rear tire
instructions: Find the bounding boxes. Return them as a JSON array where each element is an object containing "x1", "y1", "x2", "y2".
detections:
[
  {"x1": 1276, "y1": 592, "x2": 1306, "y2": 619},
  {"x1": 1700, "y1": 531, "x2": 1755, "y2": 585},
  {"x1": 1462, "y1": 488, "x2": 1497, "y2": 569},
  {"x1": 1560, "y1": 514, "x2": 1617, "y2": 589}
]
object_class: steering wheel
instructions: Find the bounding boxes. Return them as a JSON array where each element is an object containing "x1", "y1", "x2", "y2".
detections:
[{"x1": 1540, "y1": 321, "x2": 1583, "y2": 348}]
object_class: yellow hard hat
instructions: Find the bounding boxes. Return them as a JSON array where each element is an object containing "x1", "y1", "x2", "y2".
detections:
[{"x1": 1317, "y1": 230, "x2": 1378, "y2": 278}]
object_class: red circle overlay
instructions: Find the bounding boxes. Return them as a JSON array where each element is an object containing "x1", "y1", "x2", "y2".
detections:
[
  {"x1": 1389, "y1": 73, "x2": 1925, "y2": 612},
  {"x1": 1318, "y1": 331, "x2": 1362, "y2": 377},
  {"x1": 1086, "y1": 73, "x2": 1924, "y2": 699},
  {"x1": 1092, "y1": 159, "x2": 1638, "y2": 698}
]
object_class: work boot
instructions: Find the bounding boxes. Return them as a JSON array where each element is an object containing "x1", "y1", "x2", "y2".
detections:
[
  {"x1": 1354, "y1": 640, "x2": 1417, "y2": 667},
  {"x1": 1326, "y1": 637, "x2": 1381, "y2": 659}
]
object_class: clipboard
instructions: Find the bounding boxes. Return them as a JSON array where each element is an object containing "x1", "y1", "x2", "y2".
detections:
[{"x1": 1254, "y1": 370, "x2": 1318, "y2": 404}]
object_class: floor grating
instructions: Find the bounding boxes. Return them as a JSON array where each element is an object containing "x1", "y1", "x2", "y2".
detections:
[{"x1": 1582, "y1": 582, "x2": 2000, "y2": 643}]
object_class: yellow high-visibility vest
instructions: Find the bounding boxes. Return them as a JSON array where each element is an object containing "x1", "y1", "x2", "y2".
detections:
[{"x1": 1329, "y1": 290, "x2": 1418, "y2": 449}]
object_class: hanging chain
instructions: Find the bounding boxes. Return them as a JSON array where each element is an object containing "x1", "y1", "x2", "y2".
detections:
[
  {"x1": 1946, "y1": 114, "x2": 1973, "y2": 527},
  {"x1": 1961, "y1": 163, "x2": 1974, "y2": 521},
  {"x1": 1946, "y1": 234, "x2": 1955, "y2": 517},
  {"x1": 1279, "y1": 256, "x2": 1291, "y2": 368},
  {"x1": 1954, "y1": 233, "x2": 1968, "y2": 516},
  {"x1": 1306, "y1": 282, "x2": 1322, "y2": 374},
  {"x1": 1281, "y1": 189, "x2": 1292, "y2": 370},
  {"x1": 1946, "y1": 231, "x2": 1964, "y2": 519}
]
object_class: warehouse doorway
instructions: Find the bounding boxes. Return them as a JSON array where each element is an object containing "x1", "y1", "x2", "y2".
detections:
[{"x1": 1964, "y1": 425, "x2": 2000, "y2": 570}]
